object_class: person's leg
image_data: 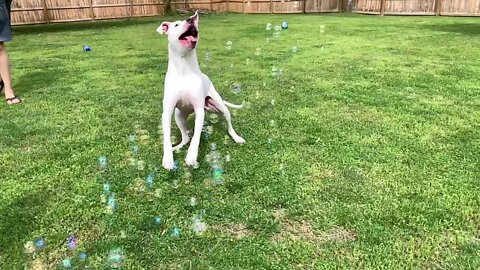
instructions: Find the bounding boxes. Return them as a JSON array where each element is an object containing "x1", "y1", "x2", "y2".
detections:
[{"x1": 0, "y1": 42, "x2": 20, "y2": 104}]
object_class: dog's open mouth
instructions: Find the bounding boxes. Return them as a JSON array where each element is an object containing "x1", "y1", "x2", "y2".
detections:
[{"x1": 179, "y1": 24, "x2": 198, "y2": 47}]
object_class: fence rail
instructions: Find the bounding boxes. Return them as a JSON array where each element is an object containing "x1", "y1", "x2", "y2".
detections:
[
  {"x1": 10, "y1": 0, "x2": 480, "y2": 25},
  {"x1": 354, "y1": 0, "x2": 480, "y2": 16}
]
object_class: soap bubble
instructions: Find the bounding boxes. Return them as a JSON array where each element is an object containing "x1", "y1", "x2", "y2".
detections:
[
  {"x1": 189, "y1": 197, "x2": 197, "y2": 207},
  {"x1": 183, "y1": 171, "x2": 193, "y2": 183},
  {"x1": 62, "y1": 258, "x2": 73, "y2": 269},
  {"x1": 146, "y1": 174, "x2": 154, "y2": 188},
  {"x1": 107, "y1": 193, "x2": 116, "y2": 213},
  {"x1": 192, "y1": 220, "x2": 207, "y2": 235},
  {"x1": 279, "y1": 163, "x2": 285, "y2": 175},
  {"x1": 107, "y1": 248, "x2": 124, "y2": 268},
  {"x1": 205, "y1": 126, "x2": 214, "y2": 135},
  {"x1": 270, "y1": 120, "x2": 276, "y2": 127},
  {"x1": 267, "y1": 138, "x2": 273, "y2": 149},
  {"x1": 172, "y1": 160, "x2": 180, "y2": 172},
  {"x1": 205, "y1": 52, "x2": 212, "y2": 62},
  {"x1": 154, "y1": 216, "x2": 163, "y2": 226},
  {"x1": 210, "y1": 143, "x2": 217, "y2": 151},
  {"x1": 266, "y1": 23, "x2": 272, "y2": 30},
  {"x1": 292, "y1": 46, "x2": 299, "y2": 53},
  {"x1": 137, "y1": 160, "x2": 145, "y2": 171},
  {"x1": 209, "y1": 114, "x2": 219, "y2": 124},
  {"x1": 170, "y1": 135, "x2": 178, "y2": 145},
  {"x1": 139, "y1": 134, "x2": 150, "y2": 143},
  {"x1": 98, "y1": 156, "x2": 107, "y2": 170},
  {"x1": 128, "y1": 134, "x2": 136, "y2": 142},
  {"x1": 225, "y1": 154, "x2": 231, "y2": 163},
  {"x1": 224, "y1": 135, "x2": 229, "y2": 145},
  {"x1": 103, "y1": 182, "x2": 111, "y2": 194},
  {"x1": 246, "y1": 58, "x2": 250, "y2": 65},
  {"x1": 266, "y1": 38, "x2": 270, "y2": 43},
  {"x1": 231, "y1": 83, "x2": 242, "y2": 94},
  {"x1": 24, "y1": 241, "x2": 35, "y2": 254},
  {"x1": 172, "y1": 179, "x2": 180, "y2": 189},
  {"x1": 171, "y1": 227, "x2": 181, "y2": 237},
  {"x1": 225, "y1": 41, "x2": 232, "y2": 50},
  {"x1": 128, "y1": 157, "x2": 136, "y2": 166},
  {"x1": 273, "y1": 26, "x2": 281, "y2": 38},
  {"x1": 212, "y1": 167, "x2": 224, "y2": 185},
  {"x1": 34, "y1": 238, "x2": 45, "y2": 250},
  {"x1": 78, "y1": 252, "x2": 88, "y2": 261},
  {"x1": 66, "y1": 234, "x2": 77, "y2": 250},
  {"x1": 320, "y1": 25, "x2": 325, "y2": 33},
  {"x1": 271, "y1": 66, "x2": 283, "y2": 78},
  {"x1": 255, "y1": 47, "x2": 261, "y2": 56}
]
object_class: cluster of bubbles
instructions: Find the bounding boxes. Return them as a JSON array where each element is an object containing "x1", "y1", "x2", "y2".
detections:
[
  {"x1": 24, "y1": 237, "x2": 46, "y2": 254},
  {"x1": 205, "y1": 143, "x2": 225, "y2": 185},
  {"x1": 24, "y1": 234, "x2": 89, "y2": 269},
  {"x1": 125, "y1": 125, "x2": 150, "y2": 170}
]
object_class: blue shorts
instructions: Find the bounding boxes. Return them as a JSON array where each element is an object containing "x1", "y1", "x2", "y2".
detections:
[{"x1": 0, "y1": 0, "x2": 12, "y2": 42}]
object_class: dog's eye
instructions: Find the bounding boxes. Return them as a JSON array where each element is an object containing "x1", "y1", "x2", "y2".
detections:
[{"x1": 175, "y1": 24, "x2": 179, "y2": 27}]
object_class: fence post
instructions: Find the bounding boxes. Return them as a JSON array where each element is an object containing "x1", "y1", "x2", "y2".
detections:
[
  {"x1": 380, "y1": 0, "x2": 385, "y2": 15},
  {"x1": 242, "y1": 0, "x2": 245, "y2": 12},
  {"x1": 434, "y1": 0, "x2": 441, "y2": 15},
  {"x1": 129, "y1": 0, "x2": 133, "y2": 18},
  {"x1": 89, "y1": 0, "x2": 95, "y2": 20},
  {"x1": 42, "y1": 0, "x2": 49, "y2": 24},
  {"x1": 302, "y1": 0, "x2": 306, "y2": 13},
  {"x1": 226, "y1": 0, "x2": 229, "y2": 12},
  {"x1": 210, "y1": 0, "x2": 213, "y2": 11},
  {"x1": 337, "y1": 0, "x2": 341, "y2": 12},
  {"x1": 270, "y1": 0, "x2": 273, "y2": 13}
]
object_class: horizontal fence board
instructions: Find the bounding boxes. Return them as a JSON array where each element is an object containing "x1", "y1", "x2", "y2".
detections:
[{"x1": 9, "y1": 0, "x2": 480, "y2": 25}]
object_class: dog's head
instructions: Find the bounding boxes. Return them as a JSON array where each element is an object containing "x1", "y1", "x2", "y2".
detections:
[{"x1": 157, "y1": 11, "x2": 199, "y2": 53}]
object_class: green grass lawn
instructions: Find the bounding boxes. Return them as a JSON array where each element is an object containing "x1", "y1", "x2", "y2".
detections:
[{"x1": 1, "y1": 13, "x2": 479, "y2": 269}]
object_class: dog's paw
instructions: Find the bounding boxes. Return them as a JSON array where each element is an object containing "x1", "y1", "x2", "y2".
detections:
[
  {"x1": 185, "y1": 155, "x2": 199, "y2": 169},
  {"x1": 233, "y1": 135, "x2": 246, "y2": 144},
  {"x1": 162, "y1": 156, "x2": 175, "y2": 170}
]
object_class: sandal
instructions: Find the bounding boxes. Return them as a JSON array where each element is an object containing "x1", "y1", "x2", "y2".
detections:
[{"x1": 6, "y1": 95, "x2": 22, "y2": 105}]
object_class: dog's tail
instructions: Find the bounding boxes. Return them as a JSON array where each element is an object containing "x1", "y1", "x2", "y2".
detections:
[{"x1": 223, "y1": 100, "x2": 245, "y2": 109}]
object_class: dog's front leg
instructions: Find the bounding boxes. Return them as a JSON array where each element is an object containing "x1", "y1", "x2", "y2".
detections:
[
  {"x1": 185, "y1": 105, "x2": 205, "y2": 168},
  {"x1": 162, "y1": 101, "x2": 176, "y2": 170}
]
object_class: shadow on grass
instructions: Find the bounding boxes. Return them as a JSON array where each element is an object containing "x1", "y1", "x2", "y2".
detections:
[
  {"x1": 0, "y1": 189, "x2": 48, "y2": 264},
  {"x1": 12, "y1": 17, "x2": 159, "y2": 35},
  {"x1": 14, "y1": 69, "x2": 62, "y2": 95},
  {"x1": 423, "y1": 23, "x2": 480, "y2": 35}
]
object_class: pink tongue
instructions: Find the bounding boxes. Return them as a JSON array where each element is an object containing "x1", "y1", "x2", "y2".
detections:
[{"x1": 186, "y1": 36, "x2": 197, "y2": 42}]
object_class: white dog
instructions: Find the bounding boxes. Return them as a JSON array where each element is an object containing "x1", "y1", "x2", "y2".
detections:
[{"x1": 157, "y1": 11, "x2": 245, "y2": 170}]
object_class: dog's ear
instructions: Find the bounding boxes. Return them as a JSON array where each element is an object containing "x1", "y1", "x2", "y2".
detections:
[
  {"x1": 157, "y1": 22, "x2": 170, "y2": 35},
  {"x1": 189, "y1": 11, "x2": 199, "y2": 27}
]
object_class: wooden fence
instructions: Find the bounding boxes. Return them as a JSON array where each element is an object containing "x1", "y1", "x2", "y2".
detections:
[
  {"x1": 9, "y1": 0, "x2": 480, "y2": 25},
  {"x1": 355, "y1": 0, "x2": 480, "y2": 16}
]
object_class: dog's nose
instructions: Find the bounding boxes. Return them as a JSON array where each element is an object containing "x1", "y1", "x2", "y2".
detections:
[{"x1": 186, "y1": 18, "x2": 193, "y2": 24}]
